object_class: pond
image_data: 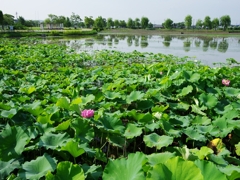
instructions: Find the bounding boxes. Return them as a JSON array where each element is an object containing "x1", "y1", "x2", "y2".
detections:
[{"x1": 44, "y1": 34, "x2": 240, "y2": 66}]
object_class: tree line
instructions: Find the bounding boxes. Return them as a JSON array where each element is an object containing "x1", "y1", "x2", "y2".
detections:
[{"x1": 0, "y1": 10, "x2": 234, "y2": 31}]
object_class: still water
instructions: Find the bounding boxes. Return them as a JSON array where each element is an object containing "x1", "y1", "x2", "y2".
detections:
[{"x1": 48, "y1": 34, "x2": 240, "y2": 66}]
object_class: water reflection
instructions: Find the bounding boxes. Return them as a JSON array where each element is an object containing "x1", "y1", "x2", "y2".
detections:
[
  {"x1": 43, "y1": 34, "x2": 239, "y2": 65},
  {"x1": 218, "y1": 38, "x2": 229, "y2": 53},
  {"x1": 162, "y1": 35, "x2": 172, "y2": 47}
]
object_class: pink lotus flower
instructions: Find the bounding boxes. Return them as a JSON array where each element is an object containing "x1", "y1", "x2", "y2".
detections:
[
  {"x1": 81, "y1": 109, "x2": 94, "y2": 118},
  {"x1": 222, "y1": 79, "x2": 230, "y2": 86},
  {"x1": 160, "y1": 72, "x2": 163, "y2": 75}
]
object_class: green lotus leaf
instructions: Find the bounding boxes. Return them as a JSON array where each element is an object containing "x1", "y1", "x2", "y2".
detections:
[
  {"x1": 0, "y1": 108, "x2": 17, "y2": 118},
  {"x1": 193, "y1": 146, "x2": 214, "y2": 160},
  {"x1": 224, "y1": 87, "x2": 240, "y2": 97},
  {"x1": 160, "y1": 119, "x2": 182, "y2": 137},
  {"x1": 147, "y1": 156, "x2": 203, "y2": 180},
  {"x1": 143, "y1": 133, "x2": 173, "y2": 150},
  {"x1": 235, "y1": 142, "x2": 240, "y2": 156},
  {"x1": 104, "y1": 91, "x2": 122, "y2": 99},
  {"x1": 19, "y1": 153, "x2": 57, "y2": 180},
  {"x1": 61, "y1": 140, "x2": 85, "y2": 158},
  {"x1": 98, "y1": 115, "x2": 125, "y2": 134},
  {"x1": 128, "y1": 110, "x2": 153, "y2": 124},
  {"x1": 55, "y1": 120, "x2": 71, "y2": 131},
  {"x1": 94, "y1": 148, "x2": 107, "y2": 163},
  {"x1": 108, "y1": 134, "x2": 125, "y2": 148},
  {"x1": 194, "y1": 159, "x2": 227, "y2": 180},
  {"x1": 71, "y1": 118, "x2": 94, "y2": 142},
  {"x1": 37, "y1": 112, "x2": 54, "y2": 124},
  {"x1": 218, "y1": 165, "x2": 240, "y2": 180},
  {"x1": 199, "y1": 93, "x2": 218, "y2": 109},
  {"x1": 124, "y1": 123, "x2": 143, "y2": 139},
  {"x1": 207, "y1": 154, "x2": 229, "y2": 166},
  {"x1": 177, "y1": 85, "x2": 193, "y2": 97},
  {"x1": 0, "y1": 124, "x2": 29, "y2": 161},
  {"x1": 103, "y1": 152, "x2": 147, "y2": 180},
  {"x1": 126, "y1": 91, "x2": 145, "y2": 104},
  {"x1": 81, "y1": 94, "x2": 95, "y2": 105},
  {"x1": 151, "y1": 104, "x2": 169, "y2": 113},
  {"x1": 189, "y1": 73, "x2": 201, "y2": 82},
  {"x1": 81, "y1": 164, "x2": 102, "y2": 180},
  {"x1": 136, "y1": 100, "x2": 154, "y2": 110},
  {"x1": 184, "y1": 127, "x2": 206, "y2": 141},
  {"x1": 147, "y1": 152, "x2": 175, "y2": 165},
  {"x1": 191, "y1": 104, "x2": 206, "y2": 115},
  {"x1": 23, "y1": 101, "x2": 44, "y2": 116},
  {"x1": 191, "y1": 115, "x2": 211, "y2": 125},
  {"x1": 56, "y1": 97, "x2": 70, "y2": 110},
  {"x1": 0, "y1": 159, "x2": 20, "y2": 179},
  {"x1": 39, "y1": 132, "x2": 70, "y2": 150}
]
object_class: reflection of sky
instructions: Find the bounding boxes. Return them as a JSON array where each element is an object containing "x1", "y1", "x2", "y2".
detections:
[{"x1": 63, "y1": 35, "x2": 240, "y2": 66}]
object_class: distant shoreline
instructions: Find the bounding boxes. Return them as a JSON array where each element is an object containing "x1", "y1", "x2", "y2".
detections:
[{"x1": 99, "y1": 28, "x2": 240, "y2": 36}]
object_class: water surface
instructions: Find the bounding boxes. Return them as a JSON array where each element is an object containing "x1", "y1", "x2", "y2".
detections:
[{"x1": 44, "y1": 34, "x2": 240, "y2": 66}]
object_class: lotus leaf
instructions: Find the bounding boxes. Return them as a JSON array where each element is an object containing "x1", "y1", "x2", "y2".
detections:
[
  {"x1": 195, "y1": 159, "x2": 227, "y2": 180},
  {"x1": 19, "y1": 153, "x2": 57, "y2": 180},
  {"x1": 0, "y1": 124, "x2": 29, "y2": 161},
  {"x1": 103, "y1": 152, "x2": 147, "y2": 180},
  {"x1": 147, "y1": 156, "x2": 203, "y2": 180},
  {"x1": 143, "y1": 133, "x2": 173, "y2": 150}
]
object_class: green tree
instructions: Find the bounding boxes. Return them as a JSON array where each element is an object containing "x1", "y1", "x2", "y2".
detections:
[
  {"x1": 141, "y1": 17, "x2": 149, "y2": 29},
  {"x1": 114, "y1": 19, "x2": 119, "y2": 28},
  {"x1": 119, "y1": 20, "x2": 127, "y2": 28},
  {"x1": 135, "y1": 18, "x2": 140, "y2": 28},
  {"x1": 212, "y1": 18, "x2": 219, "y2": 30},
  {"x1": 220, "y1": 15, "x2": 231, "y2": 30},
  {"x1": 107, "y1": 18, "x2": 114, "y2": 29},
  {"x1": 204, "y1": 16, "x2": 212, "y2": 29},
  {"x1": 93, "y1": 16, "x2": 105, "y2": 31},
  {"x1": 185, "y1": 15, "x2": 192, "y2": 29},
  {"x1": 0, "y1": 10, "x2": 3, "y2": 29},
  {"x1": 64, "y1": 17, "x2": 71, "y2": 27},
  {"x1": 196, "y1": 19, "x2": 203, "y2": 29},
  {"x1": 17, "y1": 16, "x2": 25, "y2": 26},
  {"x1": 84, "y1": 16, "x2": 94, "y2": 28},
  {"x1": 164, "y1": 18, "x2": 173, "y2": 29},
  {"x1": 3, "y1": 14, "x2": 14, "y2": 26},
  {"x1": 127, "y1": 18, "x2": 134, "y2": 28},
  {"x1": 70, "y1": 12, "x2": 82, "y2": 27}
]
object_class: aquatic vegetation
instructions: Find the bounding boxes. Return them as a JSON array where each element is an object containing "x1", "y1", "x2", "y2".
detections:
[{"x1": 0, "y1": 38, "x2": 240, "y2": 179}]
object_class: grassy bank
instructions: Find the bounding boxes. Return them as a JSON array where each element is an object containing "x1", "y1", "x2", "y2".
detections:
[
  {"x1": 0, "y1": 29, "x2": 97, "y2": 38},
  {"x1": 99, "y1": 28, "x2": 240, "y2": 36}
]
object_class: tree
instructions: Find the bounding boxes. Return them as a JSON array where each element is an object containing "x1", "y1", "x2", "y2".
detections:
[
  {"x1": 119, "y1": 20, "x2": 126, "y2": 28},
  {"x1": 185, "y1": 15, "x2": 192, "y2": 29},
  {"x1": 93, "y1": 16, "x2": 105, "y2": 31},
  {"x1": 164, "y1": 18, "x2": 173, "y2": 29},
  {"x1": 220, "y1": 15, "x2": 231, "y2": 30},
  {"x1": 135, "y1": 18, "x2": 140, "y2": 29},
  {"x1": 212, "y1": 18, "x2": 219, "y2": 30},
  {"x1": 204, "y1": 16, "x2": 212, "y2": 29},
  {"x1": 114, "y1": 19, "x2": 119, "y2": 28},
  {"x1": 107, "y1": 18, "x2": 114, "y2": 29},
  {"x1": 64, "y1": 17, "x2": 71, "y2": 27},
  {"x1": 0, "y1": 10, "x2": 3, "y2": 29},
  {"x1": 127, "y1": 18, "x2": 134, "y2": 29},
  {"x1": 196, "y1": 19, "x2": 203, "y2": 29},
  {"x1": 3, "y1": 14, "x2": 14, "y2": 26},
  {"x1": 47, "y1": 14, "x2": 58, "y2": 23},
  {"x1": 84, "y1": 16, "x2": 94, "y2": 28},
  {"x1": 18, "y1": 16, "x2": 26, "y2": 25},
  {"x1": 141, "y1": 17, "x2": 149, "y2": 29},
  {"x1": 70, "y1": 12, "x2": 82, "y2": 27}
]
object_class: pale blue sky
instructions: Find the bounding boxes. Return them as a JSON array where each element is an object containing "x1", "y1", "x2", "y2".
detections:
[{"x1": 2, "y1": 0, "x2": 240, "y2": 25}]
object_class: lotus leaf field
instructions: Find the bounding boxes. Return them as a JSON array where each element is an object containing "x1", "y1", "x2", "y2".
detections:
[{"x1": 1, "y1": 38, "x2": 240, "y2": 180}]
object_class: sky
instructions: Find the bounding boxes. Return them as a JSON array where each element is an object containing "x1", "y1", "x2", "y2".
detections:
[{"x1": 1, "y1": 0, "x2": 240, "y2": 25}]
